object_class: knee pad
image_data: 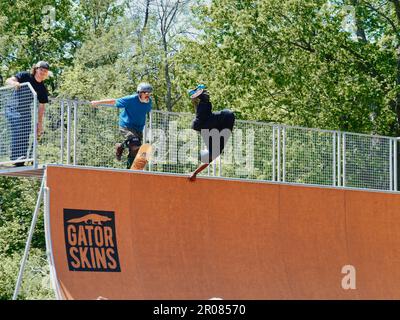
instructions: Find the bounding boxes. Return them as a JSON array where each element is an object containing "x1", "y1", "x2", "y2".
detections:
[{"x1": 127, "y1": 136, "x2": 141, "y2": 147}]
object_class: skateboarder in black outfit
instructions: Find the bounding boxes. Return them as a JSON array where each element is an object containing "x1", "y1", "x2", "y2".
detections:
[{"x1": 188, "y1": 84, "x2": 235, "y2": 181}]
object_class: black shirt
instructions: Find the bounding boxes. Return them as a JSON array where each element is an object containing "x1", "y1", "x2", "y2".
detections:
[
  {"x1": 15, "y1": 71, "x2": 49, "y2": 103},
  {"x1": 192, "y1": 100, "x2": 212, "y2": 131},
  {"x1": 196, "y1": 100, "x2": 212, "y2": 121}
]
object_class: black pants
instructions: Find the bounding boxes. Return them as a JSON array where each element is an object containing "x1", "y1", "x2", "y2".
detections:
[{"x1": 5, "y1": 106, "x2": 32, "y2": 161}]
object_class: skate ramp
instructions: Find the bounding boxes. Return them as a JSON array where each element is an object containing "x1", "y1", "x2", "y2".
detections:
[{"x1": 45, "y1": 165, "x2": 400, "y2": 299}]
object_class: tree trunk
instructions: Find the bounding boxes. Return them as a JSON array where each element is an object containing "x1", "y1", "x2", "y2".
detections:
[
  {"x1": 350, "y1": 0, "x2": 367, "y2": 43},
  {"x1": 162, "y1": 34, "x2": 172, "y2": 111},
  {"x1": 142, "y1": 0, "x2": 151, "y2": 32}
]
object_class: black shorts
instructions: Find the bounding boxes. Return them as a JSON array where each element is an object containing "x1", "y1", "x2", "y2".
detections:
[
  {"x1": 119, "y1": 127, "x2": 143, "y2": 147},
  {"x1": 195, "y1": 110, "x2": 235, "y2": 163},
  {"x1": 192, "y1": 109, "x2": 235, "y2": 132}
]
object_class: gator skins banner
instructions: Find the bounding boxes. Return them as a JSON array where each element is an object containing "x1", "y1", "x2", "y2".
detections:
[{"x1": 63, "y1": 209, "x2": 121, "y2": 272}]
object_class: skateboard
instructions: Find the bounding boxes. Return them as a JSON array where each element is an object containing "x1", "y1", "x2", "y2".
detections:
[{"x1": 130, "y1": 143, "x2": 153, "y2": 170}]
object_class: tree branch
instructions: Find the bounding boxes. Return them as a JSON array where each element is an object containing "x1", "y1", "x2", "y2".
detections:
[
  {"x1": 350, "y1": 0, "x2": 367, "y2": 43},
  {"x1": 142, "y1": 0, "x2": 151, "y2": 32},
  {"x1": 364, "y1": 0, "x2": 399, "y2": 39},
  {"x1": 389, "y1": 0, "x2": 400, "y2": 24}
]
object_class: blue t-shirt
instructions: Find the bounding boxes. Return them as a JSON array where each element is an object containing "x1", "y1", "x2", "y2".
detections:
[{"x1": 115, "y1": 94, "x2": 152, "y2": 132}]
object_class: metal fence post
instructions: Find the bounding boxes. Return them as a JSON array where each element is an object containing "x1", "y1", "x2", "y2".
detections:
[
  {"x1": 395, "y1": 138, "x2": 398, "y2": 191},
  {"x1": 390, "y1": 139, "x2": 393, "y2": 191},
  {"x1": 282, "y1": 126, "x2": 286, "y2": 182},
  {"x1": 43, "y1": 183, "x2": 63, "y2": 299},
  {"x1": 277, "y1": 126, "x2": 281, "y2": 182},
  {"x1": 333, "y1": 132, "x2": 336, "y2": 187},
  {"x1": 148, "y1": 111, "x2": 152, "y2": 172},
  {"x1": 342, "y1": 133, "x2": 346, "y2": 187},
  {"x1": 218, "y1": 154, "x2": 222, "y2": 177},
  {"x1": 60, "y1": 99, "x2": 65, "y2": 164},
  {"x1": 73, "y1": 100, "x2": 78, "y2": 165},
  {"x1": 66, "y1": 100, "x2": 71, "y2": 165},
  {"x1": 13, "y1": 176, "x2": 45, "y2": 300},
  {"x1": 272, "y1": 126, "x2": 276, "y2": 182},
  {"x1": 337, "y1": 132, "x2": 341, "y2": 187}
]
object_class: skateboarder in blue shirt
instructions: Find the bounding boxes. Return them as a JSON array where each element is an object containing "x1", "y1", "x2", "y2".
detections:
[{"x1": 91, "y1": 82, "x2": 153, "y2": 169}]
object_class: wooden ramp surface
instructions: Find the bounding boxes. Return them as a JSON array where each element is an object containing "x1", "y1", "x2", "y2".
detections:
[{"x1": 45, "y1": 165, "x2": 400, "y2": 299}]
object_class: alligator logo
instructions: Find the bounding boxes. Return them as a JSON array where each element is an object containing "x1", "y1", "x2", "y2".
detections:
[
  {"x1": 67, "y1": 213, "x2": 112, "y2": 225},
  {"x1": 64, "y1": 209, "x2": 121, "y2": 272}
]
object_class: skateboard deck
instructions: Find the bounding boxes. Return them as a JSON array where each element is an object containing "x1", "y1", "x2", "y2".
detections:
[{"x1": 130, "y1": 144, "x2": 152, "y2": 170}]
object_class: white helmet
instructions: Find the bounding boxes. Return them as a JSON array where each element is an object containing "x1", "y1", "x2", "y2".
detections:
[{"x1": 137, "y1": 82, "x2": 153, "y2": 93}]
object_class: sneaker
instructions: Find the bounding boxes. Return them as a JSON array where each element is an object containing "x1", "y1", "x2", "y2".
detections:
[
  {"x1": 14, "y1": 162, "x2": 25, "y2": 167},
  {"x1": 13, "y1": 156, "x2": 26, "y2": 167},
  {"x1": 115, "y1": 143, "x2": 124, "y2": 161}
]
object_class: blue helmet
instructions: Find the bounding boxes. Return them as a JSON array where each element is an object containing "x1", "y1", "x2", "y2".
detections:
[
  {"x1": 188, "y1": 84, "x2": 206, "y2": 99},
  {"x1": 137, "y1": 82, "x2": 153, "y2": 93}
]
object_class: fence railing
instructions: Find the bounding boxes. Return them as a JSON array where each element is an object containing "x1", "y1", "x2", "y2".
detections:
[
  {"x1": 0, "y1": 83, "x2": 38, "y2": 167},
  {"x1": 0, "y1": 92, "x2": 398, "y2": 192}
]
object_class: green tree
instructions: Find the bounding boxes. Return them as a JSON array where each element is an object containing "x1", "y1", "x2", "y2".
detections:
[
  {"x1": 58, "y1": 21, "x2": 138, "y2": 100},
  {"x1": 59, "y1": 0, "x2": 197, "y2": 110},
  {"x1": 0, "y1": 0, "x2": 87, "y2": 90},
  {"x1": 0, "y1": 177, "x2": 44, "y2": 256},
  {"x1": 0, "y1": 176, "x2": 51, "y2": 300},
  {"x1": 175, "y1": 0, "x2": 400, "y2": 136}
]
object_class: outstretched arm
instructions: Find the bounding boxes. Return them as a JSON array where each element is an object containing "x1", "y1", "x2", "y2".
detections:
[
  {"x1": 189, "y1": 163, "x2": 209, "y2": 182},
  {"x1": 90, "y1": 99, "x2": 116, "y2": 106}
]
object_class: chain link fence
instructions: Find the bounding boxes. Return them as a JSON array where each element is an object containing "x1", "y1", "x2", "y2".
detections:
[
  {"x1": 1, "y1": 95, "x2": 398, "y2": 191},
  {"x1": 0, "y1": 83, "x2": 37, "y2": 166},
  {"x1": 282, "y1": 126, "x2": 336, "y2": 186},
  {"x1": 343, "y1": 133, "x2": 394, "y2": 190}
]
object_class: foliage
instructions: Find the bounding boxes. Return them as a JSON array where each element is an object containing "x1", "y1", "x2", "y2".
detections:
[
  {"x1": 0, "y1": 249, "x2": 55, "y2": 300},
  {"x1": 0, "y1": 177, "x2": 44, "y2": 255},
  {"x1": 58, "y1": 20, "x2": 140, "y2": 100},
  {"x1": 175, "y1": 0, "x2": 400, "y2": 136},
  {"x1": 0, "y1": 177, "x2": 50, "y2": 300},
  {"x1": 58, "y1": 0, "x2": 196, "y2": 111},
  {"x1": 0, "y1": 0, "x2": 85, "y2": 91}
]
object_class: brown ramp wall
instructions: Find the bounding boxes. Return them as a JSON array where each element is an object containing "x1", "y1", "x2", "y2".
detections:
[{"x1": 45, "y1": 165, "x2": 400, "y2": 299}]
